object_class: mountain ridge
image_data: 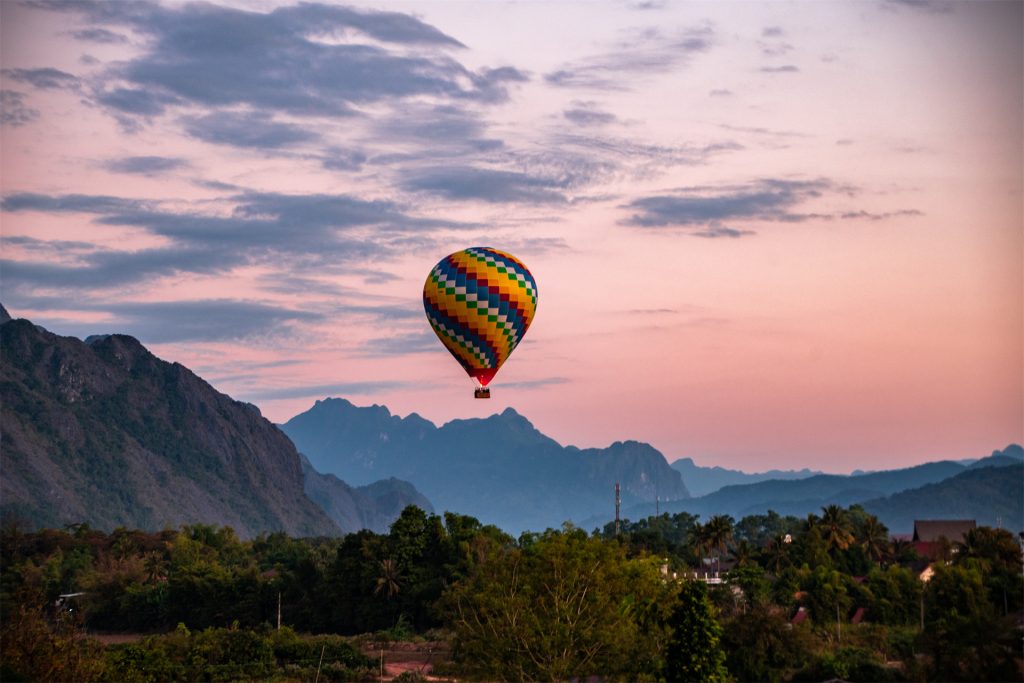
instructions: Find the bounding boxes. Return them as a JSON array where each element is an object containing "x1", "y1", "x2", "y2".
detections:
[
  {"x1": 0, "y1": 313, "x2": 430, "y2": 537},
  {"x1": 281, "y1": 398, "x2": 689, "y2": 533},
  {"x1": 669, "y1": 457, "x2": 822, "y2": 497},
  {"x1": 592, "y1": 444, "x2": 1023, "y2": 532},
  {"x1": 861, "y1": 464, "x2": 1023, "y2": 531}
]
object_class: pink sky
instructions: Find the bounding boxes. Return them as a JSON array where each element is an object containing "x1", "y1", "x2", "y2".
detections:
[{"x1": 1, "y1": 0, "x2": 1020, "y2": 472}]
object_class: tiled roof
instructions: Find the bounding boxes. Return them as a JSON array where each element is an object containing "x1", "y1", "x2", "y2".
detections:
[{"x1": 912, "y1": 519, "x2": 976, "y2": 543}]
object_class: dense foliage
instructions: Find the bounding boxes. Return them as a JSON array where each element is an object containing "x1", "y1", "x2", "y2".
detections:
[{"x1": 2, "y1": 505, "x2": 1021, "y2": 681}]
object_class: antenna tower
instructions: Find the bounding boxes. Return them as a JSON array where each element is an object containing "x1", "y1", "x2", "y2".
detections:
[{"x1": 615, "y1": 482, "x2": 621, "y2": 535}]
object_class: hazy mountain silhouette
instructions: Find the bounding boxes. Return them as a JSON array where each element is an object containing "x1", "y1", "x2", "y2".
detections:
[
  {"x1": 861, "y1": 463, "x2": 1023, "y2": 531},
  {"x1": 281, "y1": 398, "x2": 689, "y2": 533},
  {"x1": 300, "y1": 454, "x2": 433, "y2": 534},
  {"x1": 670, "y1": 458, "x2": 821, "y2": 497},
  {"x1": 596, "y1": 444, "x2": 1023, "y2": 532},
  {"x1": 0, "y1": 311, "x2": 428, "y2": 537}
]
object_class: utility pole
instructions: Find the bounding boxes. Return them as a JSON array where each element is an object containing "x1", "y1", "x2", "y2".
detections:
[
  {"x1": 919, "y1": 592, "x2": 924, "y2": 632},
  {"x1": 277, "y1": 590, "x2": 281, "y2": 631},
  {"x1": 836, "y1": 602, "x2": 841, "y2": 644},
  {"x1": 656, "y1": 495, "x2": 660, "y2": 516},
  {"x1": 615, "y1": 482, "x2": 621, "y2": 536}
]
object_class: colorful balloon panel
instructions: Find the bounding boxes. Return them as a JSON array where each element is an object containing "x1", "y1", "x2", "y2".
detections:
[{"x1": 423, "y1": 247, "x2": 538, "y2": 386}]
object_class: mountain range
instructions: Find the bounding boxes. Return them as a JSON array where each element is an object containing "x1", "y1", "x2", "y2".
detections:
[
  {"x1": 669, "y1": 458, "x2": 822, "y2": 497},
  {"x1": 3, "y1": 305, "x2": 1020, "y2": 537},
  {"x1": 599, "y1": 445, "x2": 1023, "y2": 532},
  {"x1": 300, "y1": 454, "x2": 434, "y2": 533},
  {"x1": 0, "y1": 310, "x2": 426, "y2": 537},
  {"x1": 281, "y1": 398, "x2": 690, "y2": 533}
]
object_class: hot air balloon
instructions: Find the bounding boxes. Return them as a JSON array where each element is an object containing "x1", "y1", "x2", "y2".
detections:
[{"x1": 423, "y1": 247, "x2": 538, "y2": 398}]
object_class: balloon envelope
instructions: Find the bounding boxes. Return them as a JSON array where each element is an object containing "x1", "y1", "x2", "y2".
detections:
[{"x1": 423, "y1": 247, "x2": 538, "y2": 386}]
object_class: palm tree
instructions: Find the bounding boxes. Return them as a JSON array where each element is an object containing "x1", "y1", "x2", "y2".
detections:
[
  {"x1": 143, "y1": 551, "x2": 168, "y2": 584},
  {"x1": 858, "y1": 515, "x2": 889, "y2": 565},
  {"x1": 690, "y1": 522, "x2": 709, "y2": 570},
  {"x1": 705, "y1": 515, "x2": 734, "y2": 576},
  {"x1": 819, "y1": 505, "x2": 854, "y2": 555},
  {"x1": 374, "y1": 558, "x2": 401, "y2": 599},
  {"x1": 729, "y1": 540, "x2": 755, "y2": 568},
  {"x1": 763, "y1": 535, "x2": 791, "y2": 573}
]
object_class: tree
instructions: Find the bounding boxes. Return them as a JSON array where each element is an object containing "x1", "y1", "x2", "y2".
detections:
[
  {"x1": 955, "y1": 526, "x2": 1023, "y2": 573},
  {"x1": 443, "y1": 528, "x2": 672, "y2": 682},
  {"x1": 730, "y1": 540, "x2": 755, "y2": 568},
  {"x1": 819, "y1": 505, "x2": 854, "y2": 555},
  {"x1": 864, "y1": 565, "x2": 921, "y2": 626},
  {"x1": 762, "y1": 534, "x2": 791, "y2": 573},
  {"x1": 721, "y1": 605, "x2": 818, "y2": 682},
  {"x1": 856, "y1": 515, "x2": 889, "y2": 565},
  {"x1": 888, "y1": 538, "x2": 918, "y2": 567},
  {"x1": 374, "y1": 558, "x2": 400, "y2": 599},
  {"x1": 705, "y1": 515, "x2": 735, "y2": 559},
  {"x1": 922, "y1": 563, "x2": 1020, "y2": 681},
  {"x1": 664, "y1": 580, "x2": 728, "y2": 683},
  {"x1": 0, "y1": 586, "x2": 106, "y2": 682}
]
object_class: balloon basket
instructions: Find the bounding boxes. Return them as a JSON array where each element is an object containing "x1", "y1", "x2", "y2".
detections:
[{"x1": 474, "y1": 387, "x2": 491, "y2": 399}]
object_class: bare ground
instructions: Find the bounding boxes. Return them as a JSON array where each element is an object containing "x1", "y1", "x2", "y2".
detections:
[{"x1": 359, "y1": 641, "x2": 452, "y2": 681}]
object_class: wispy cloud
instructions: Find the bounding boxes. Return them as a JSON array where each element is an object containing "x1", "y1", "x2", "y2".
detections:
[
  {"x1": 400, "y1": 166, "x2": 573, "y2": 204},
  {"x1": 882, "y1": 0, "x2": 954, "y2": 14},
  {"x1": 545, "y1": 25, "x2": 714, "y2": 89},
  {"x1": 70, "y1": 27, "x2": 129, "y2": 44},
  {"x1": 369, "y1": 103, "x2": 505, "y2": 156},
  {"x1": 102, "y1": 156, "x2": 189, "y2": 175},
  {"x1": 839, "y1": 209, "x2": 923, "y2": 221},
  {"x1": 1, "y1": 67, "x2": 80, "y2": 90},
  {"x1": 183, "y1": 112, "x2": 320, "y2": 149},
  {"x1": 759, "y1": 41, "x2": 794, "y2": 57},
  {"x1": 1, "y1": 190, "x2": 465, "y2": 291},
  {"x1": 621, "y1": 178, "x2": 836, "y2": 229},
  {"x1": 99, "y1": 299, "x2": 323, "y2": 343},
  {"x1": 622, "y1": 179, "x2": 921, "y2": 235},
  {"x1": 563, "y1": 101, "x2": 618, "y2": 126},
  {"x1": 719, "y1": 124, "x2": 809, "y2": 139},
  {"x1": 693, "y1": 223, "x2": 756, "y2": 239},
  {"x1": 320, "y1": 147, "x2": 368, "y2": 172},
  {"x1": 0, "y1": 91, "x2": 39, "y2": 126},
  {"x1": 1, "y1": 193, "x2": 149, "y2": 214},
  {"x1": 40, "y1": 1, "x2": 519, "y2": 135},
  {"x1": 499, "y1": 377, "x2": 571, "y2": 390},
  {"x1": 12, "y1": 297, "x2": 322, "y2": 344}
]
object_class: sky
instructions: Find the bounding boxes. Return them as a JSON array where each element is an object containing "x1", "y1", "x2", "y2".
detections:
[{"x1": 1, "y1": 0, "x2": 1021, "y2": 473}]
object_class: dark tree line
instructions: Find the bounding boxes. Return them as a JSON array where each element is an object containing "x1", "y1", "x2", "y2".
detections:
[{"x1": 2, "y1": 505, "x2": 1021, "y2": 681}]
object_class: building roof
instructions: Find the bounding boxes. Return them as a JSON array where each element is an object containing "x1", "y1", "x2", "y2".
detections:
[{"x1": 912, "y1": 519, "x2": 976, "y2": 543}]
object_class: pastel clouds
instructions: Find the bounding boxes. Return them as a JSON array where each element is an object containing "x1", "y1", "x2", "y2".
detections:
[{"x1": 1, "y1": 0, "x2": 1020, "y2": 472}]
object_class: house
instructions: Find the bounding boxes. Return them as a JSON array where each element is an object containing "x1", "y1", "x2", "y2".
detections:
[
  {"x1": 912, "y1": 520, "x2": 976, "y2": 543},
  {"x1": 911, "y1": 519, "x2": 976, "y2": 561}
]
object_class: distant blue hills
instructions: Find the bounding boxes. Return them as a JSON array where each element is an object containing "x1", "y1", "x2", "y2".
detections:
[
  {"x1": 283, "y1": 396, "x2": 1022, "y2": 535},
  {"x1": 669, "y1": 458, "x2": 823, "y2": 497},
  {"x1": 599, "y1": 445, "x2": 1022, "y2": 533},
  {"x1": 4, "y1": 301, "x2": 1018, "y2": 537},
  {"x1": 281, "y1": 398, "x2": 689, "y2": 535}
]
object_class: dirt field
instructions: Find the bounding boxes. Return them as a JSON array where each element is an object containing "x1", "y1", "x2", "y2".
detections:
[{"x1": 359, "y1": 641, "x2": 451, "y2": 681}]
